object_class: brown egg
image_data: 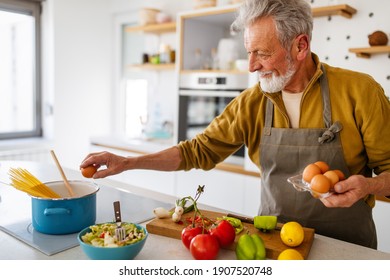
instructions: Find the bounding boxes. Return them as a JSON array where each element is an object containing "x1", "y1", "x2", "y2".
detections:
[
  {"x1": 310, "y1": 174, "x2": 331, "y2": 194},
  {"x1": 333, "y1": 169, "x2": 346, "y2": 181},
  {"x1": 323, "y1": 170, "x2": 340, "y2": 188},
  {"x1": 302, "y1": 163, "x2": 322, "y2": 183},
  {"x1": 314, "y1": 161, "x2": 330, "y2": 173},
  {"x1": 81, "y1": 165, "x2": 98, "y2": 178}
]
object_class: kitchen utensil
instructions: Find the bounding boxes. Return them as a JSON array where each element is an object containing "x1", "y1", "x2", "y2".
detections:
[
  {"x1": 227, "y1": 213, "x2": 254, "y2": 224},
  {"x1": 113, "y1": 201, "x2": 126, "y2": 242},
  {"x1": 7, "y1": 167, "x2": 60, "y2": 198},
  {"x1": 227, "y1": 213, "x2": 282, "y2": 230},
  {"x1": 139, "y1": 8, "x2": 160, "y2": 26},
  {"x1": 146, "y1": 209, "x2": 315, "y2": 259},
  {"x1": 235, "y1": 59, "x2": 248, "y2": 72},
  {"x1": 50, "y1": 150, "x2": 75, "y2": 197},
  {"x1": 31, "y1": 180, "x2": 99, "y2": 234},
  {"x1": 217, "y1": 38, "x2": 239, "y2": 70},
  {"x1": 194, "y1": 0, "x2": 217, "y2": 9}
]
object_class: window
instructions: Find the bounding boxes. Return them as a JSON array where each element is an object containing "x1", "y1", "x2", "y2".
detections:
[
  {"x1": 125, "y1": 79, "x2": 148, "y2": 138},
  {"x1": 0, "y1": 0, "x2": 42, "y2": 139}
]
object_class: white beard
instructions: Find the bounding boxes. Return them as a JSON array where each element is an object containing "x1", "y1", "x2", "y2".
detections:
[{"x1": 258, "y1": 61, "x2": 296, "y2": 93}]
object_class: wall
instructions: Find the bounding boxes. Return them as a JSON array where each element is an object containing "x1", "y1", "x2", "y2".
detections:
[
  {"x1": 311, "y1": 0, "x2": 390, "y2": 96},
  {"x1": 41, "y1": 0, "x2": 194, "y2": 169},
  {"x1": 41, "y1": 0, "x2": 112, "y2": 169}
]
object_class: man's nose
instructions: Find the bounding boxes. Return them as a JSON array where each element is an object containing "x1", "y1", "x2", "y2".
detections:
[{"x1": 248, "y1": 54, "x2": 260, "y2": 72}]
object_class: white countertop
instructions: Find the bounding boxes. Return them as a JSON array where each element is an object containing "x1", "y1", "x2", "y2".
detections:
[
  {"x1": 90, "y1": 136, "x2": 174, "y2": 154},
  {"x1": 1, "y1": 161, "x2": 390, "y2": 260}
]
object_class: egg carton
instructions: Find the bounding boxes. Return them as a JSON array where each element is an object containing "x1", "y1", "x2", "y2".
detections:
[{"x1": 287, "y1": 174, "x2": 332, "y2": 199}]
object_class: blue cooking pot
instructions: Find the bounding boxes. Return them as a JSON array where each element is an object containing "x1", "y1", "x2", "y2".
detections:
[{"x1": 31, "y1": 180, "x2": 99, "y2": 235}]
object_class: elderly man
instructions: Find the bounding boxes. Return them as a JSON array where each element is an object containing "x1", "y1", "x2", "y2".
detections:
[{"x1": 81, "y1": 0, "x2": 390, "y2": 248}]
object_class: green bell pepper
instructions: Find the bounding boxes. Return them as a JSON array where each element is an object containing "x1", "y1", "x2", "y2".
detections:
[
  {"x1": 253, "y1": 216, "x2": 277, "y2": 232},
  {"x1": 235, "y1": 233, "x2": 266, "y2": 260}
]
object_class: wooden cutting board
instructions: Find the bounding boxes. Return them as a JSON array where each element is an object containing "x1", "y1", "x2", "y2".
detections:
[{"x1": 146, "y1": 209, "x2": 315, "y2": 259}]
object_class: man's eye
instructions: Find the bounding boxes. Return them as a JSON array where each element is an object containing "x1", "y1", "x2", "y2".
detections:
[{"x1": 256, "y1": 52, "x2": 271, "y2": 60}]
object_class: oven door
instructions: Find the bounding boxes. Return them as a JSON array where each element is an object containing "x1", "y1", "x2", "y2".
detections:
[{"x1": 178, "y1": 89, "x2": 245, "y2": 164}]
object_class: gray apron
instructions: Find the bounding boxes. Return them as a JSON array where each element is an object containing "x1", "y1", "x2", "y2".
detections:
[{"x1": 259, "y1": 65, "x2": 377, "y2": 249}]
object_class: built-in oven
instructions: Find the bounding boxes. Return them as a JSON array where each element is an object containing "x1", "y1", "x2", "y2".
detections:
[{"x1": 178, "y1": 72, "x2": 250, "y2": 164}]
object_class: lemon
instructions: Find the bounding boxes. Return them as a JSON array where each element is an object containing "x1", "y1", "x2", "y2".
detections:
[
  {"x1": 277, "y1": 249, "x2": 304, "y2": 260},
  {"x1": 280, "y1": 221, "x2": 304, "y2": 247}
]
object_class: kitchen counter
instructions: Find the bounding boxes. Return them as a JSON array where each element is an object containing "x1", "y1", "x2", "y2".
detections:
[{"x1": 1, "y1": 161, "x2": 389, "y2": 260}]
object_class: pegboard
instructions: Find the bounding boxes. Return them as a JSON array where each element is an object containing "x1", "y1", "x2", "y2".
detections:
[{"x1": 309, "y1": 0, "x2": 390, "y2": 97}]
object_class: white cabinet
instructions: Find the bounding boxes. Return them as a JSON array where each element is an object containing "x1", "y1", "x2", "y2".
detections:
[
  {"x1": 373, "y1": 200, "x2": 390, "y2": 253},
  {"x1": 242, "y1": 174, "x2": 261, "y2": 215}
]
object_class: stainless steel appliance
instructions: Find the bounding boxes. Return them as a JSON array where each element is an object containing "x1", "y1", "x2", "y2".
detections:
[{"x1": 178, "y1": 72, "x2": 250, "y2": 164}]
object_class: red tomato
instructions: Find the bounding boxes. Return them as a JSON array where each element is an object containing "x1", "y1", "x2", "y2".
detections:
[
  {"x1": 190, "y1": 234, "x2": 219, "y2": 260},
  {"x1": 209, "y1": 220, "x2": 236, "y2": 247},
  {"x1": 181, "y1": 226, "x2": 203, "y2": 249}
]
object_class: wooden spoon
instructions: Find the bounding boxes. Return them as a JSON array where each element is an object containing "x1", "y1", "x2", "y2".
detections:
[{"x1": 50, "y1": 150, "x2": 75, "y2": 197}]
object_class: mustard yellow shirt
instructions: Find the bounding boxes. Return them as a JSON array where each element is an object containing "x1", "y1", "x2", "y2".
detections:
[{"x1": 177, "y1": 54, "x2": 390, "y2": 187}]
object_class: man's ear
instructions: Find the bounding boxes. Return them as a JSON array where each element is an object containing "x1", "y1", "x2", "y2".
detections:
[{"x1": 295, "y1": 34, "x2": 310, "y2": 61}]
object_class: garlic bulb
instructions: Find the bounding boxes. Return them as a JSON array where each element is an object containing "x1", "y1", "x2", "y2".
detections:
[{"x1": 153, "y1": 207, "x2": 172, "y2": 219}]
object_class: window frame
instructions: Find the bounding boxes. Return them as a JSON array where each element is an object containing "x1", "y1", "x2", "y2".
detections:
[{"x1": 0, "y1": 0, "x2": 43, "y2": 139}]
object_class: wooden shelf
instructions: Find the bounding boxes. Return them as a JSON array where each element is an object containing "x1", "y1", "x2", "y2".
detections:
[
  {"x1": 127, "y1": 63, "x2": 175, "y2": 71},
  {"x1": 123, "y1": 4, "x2": 356, "y2": 34},
  {"x1": 312, "y1": 4, "x2": 357, "y2": 19},
  {"x1": 123, "y1": 4, "x2": 355, "y2": 35},
  {"x1": 125, "y1": 22, "x2": 176, "y2": 34},
  {"x1": 349, "y1": 46, "x2": 390, "y2": 58}
]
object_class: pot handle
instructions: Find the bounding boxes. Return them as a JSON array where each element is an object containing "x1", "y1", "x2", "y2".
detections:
[{"x1": 44, "y1": 207, "x2": 71, "y2": 216}]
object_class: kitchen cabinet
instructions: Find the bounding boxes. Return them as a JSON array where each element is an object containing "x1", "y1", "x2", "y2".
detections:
[{"x1": 373, "y1": 200, "x2": 390, "y2": 253}]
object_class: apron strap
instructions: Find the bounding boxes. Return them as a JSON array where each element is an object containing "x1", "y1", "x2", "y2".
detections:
[
  {"x1": 264, "y1": 96, "x2": 273, "y2": 136},
  {"x1": 318, "y1": 64, "x2": 344, "y2": 143},
  {"x1": 320, "y1": 64, "x2": 332, "y2": 128},
  {"x1": 264, "y1": 64, "x2": 340, "y2": 141}
]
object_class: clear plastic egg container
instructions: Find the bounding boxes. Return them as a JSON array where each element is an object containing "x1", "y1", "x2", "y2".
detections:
[{"x1": 287, "y1": 174, "x2": 332, "y2": 199}]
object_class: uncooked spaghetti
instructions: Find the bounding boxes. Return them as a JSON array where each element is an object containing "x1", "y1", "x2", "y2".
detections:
[{"x1": 8, "y1": 167, "x2": 61, "y2": 198}]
